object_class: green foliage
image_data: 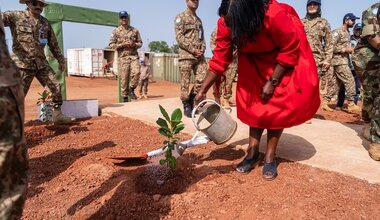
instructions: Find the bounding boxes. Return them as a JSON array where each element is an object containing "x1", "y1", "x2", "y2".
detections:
[
  {"x1": 170, "y1": 44, "x2": 179, "y2": 54},
  {"x1": 156, "y1": 105, "x2": 185, "y2": 170},
  {"x1": 149, "y1": 41, "x2": 171, "y2": 53}
]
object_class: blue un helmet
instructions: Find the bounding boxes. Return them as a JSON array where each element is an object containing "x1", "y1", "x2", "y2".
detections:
[
  {"x1": 353, "y1": 23, "x2": 362, "y2": 30},
  {"x1": 307, "y1": 0, "x2": 321, "y2": 5},
  {"x1": 119, "y1": 11, "x2": 128, "y2": 18}
]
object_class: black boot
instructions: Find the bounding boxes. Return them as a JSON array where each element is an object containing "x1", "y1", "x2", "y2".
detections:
[
  {"x1": 183, "y1": 101, "x2": 192, "y2": 118},
  {"x1": 130, "y1": 88, "x2": 137, "y2": 100},
  {"x1": 123, "y1": 96, "x2": 129, "y2": 102},
  {"x1": 189, "y1": 93, "x2": 196, "y2": 108}
]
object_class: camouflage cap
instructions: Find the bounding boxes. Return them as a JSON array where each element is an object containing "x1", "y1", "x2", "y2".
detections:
[{"x1": 20, "y1": 0, "x2": 49, "y2": 7}]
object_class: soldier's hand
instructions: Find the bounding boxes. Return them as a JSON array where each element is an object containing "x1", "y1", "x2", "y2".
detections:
[
  {"x1": 345, "y1": 48, "x2": 354, "y2": 54},
  {"x1": 59, "y1": 61, "x2": 66, "y2": 72},
  {"x1": 195, "y1": 49, "x2": 204, "y2": 58}
]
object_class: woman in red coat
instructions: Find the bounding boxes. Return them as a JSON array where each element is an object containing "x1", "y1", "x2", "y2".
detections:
[{"x1": 195, "y1": 0, "x2": 320, "y2": 180}]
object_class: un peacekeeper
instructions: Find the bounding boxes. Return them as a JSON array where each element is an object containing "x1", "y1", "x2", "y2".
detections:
[
  {"x1": 0, "y1": 12, "x2": 28, "y2": 220},
  {"x1": 2, "y1": 0, "x2": 74, "y2": 124},
  {"x1": 175, "y1": 0, "x2": 207, "y2": 118},
  {"x1": 210, "y1": 0, "x2": 237, "y2": 110},
  {"x1": 109, "y1": 11, "x2": 143, "y2": 102},
  {"x1": 322, "y1": 13, "x2": 361, "y2": 113},
  {"x1": 354, "y1": 4, "x2": 380, "y2": 161},
  {"x1": 302, "y1": 0, "x2": 333, "y2": 95}
]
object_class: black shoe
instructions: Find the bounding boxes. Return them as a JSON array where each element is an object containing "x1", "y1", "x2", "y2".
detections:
[
  {"x1": 183, "y1": 101, "x2": 192, "y2": 118},
  {"x1": 189, "y1": 93, "x2": 196, "y2": 108},
  {"x1": 130, "y1": 88, "x2": 137, "y2": 100},
  {"x1": 123, "y1": 97, "x2": 129, "y2": 102}
]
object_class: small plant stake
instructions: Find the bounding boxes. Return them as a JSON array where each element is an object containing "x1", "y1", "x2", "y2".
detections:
[
  {"x1": 156, "y1": 105, "x2": 185, "y2": 170},
  {"x1": 36, "y1": 90, "x2": 53, "y2": 122}
]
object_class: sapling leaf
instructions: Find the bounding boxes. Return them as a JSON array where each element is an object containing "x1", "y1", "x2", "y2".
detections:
[
  {"x1": 159, "y1": 159, "x2": 167, "y2": 165},
  {"x1": 159, "y1": 128, "x2": 171, "y2": 138},
  {"x1": 173, "y1": 124, "x2": 185, "y2": 134},
  {"x1": 171, "y1": 108, "x2": 182, "y2": 121},
  {"x1": 159, "y1": 105, "x2": 170, "y2": 122},
  {"x1": 156, "y1": 118, "x2": 169, "y2": 129}
]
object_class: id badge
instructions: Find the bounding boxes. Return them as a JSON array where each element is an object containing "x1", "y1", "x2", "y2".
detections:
[{"x1": 39, "y1": 38, "x2": 48, "y2": 45}]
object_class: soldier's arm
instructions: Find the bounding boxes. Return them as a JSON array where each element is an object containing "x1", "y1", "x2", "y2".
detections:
[
  {"x1": 47, "y1": 22, "x2": 65, "y2": 64},
  {"x1": 108, "y1": 30, "x2": 119, "y2": 50},
  {"x1": 174, "y1": 16, "x2": 198, "y2": 55},
  {"x1": 332, "y1": 31, "x2": 346, "y2": 54},
  {"x1": 1, "y1": 11, "x2": 16, "y2": 27},
  {"x1": 323, "y1": 21, "x2": 333, "y2": 63},
  {"x1": 210, "y1": 30, "x2": 216, "y2": 53},
  {"x1": 201, "y1": 29, "x2": 206, "y2": 53},
  {"x1": 134, "y1": 29, "x2": 143, "y2": 49}
]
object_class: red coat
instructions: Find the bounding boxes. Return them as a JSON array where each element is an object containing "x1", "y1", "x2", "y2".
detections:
[{"x1": 208, "y1": 1, "x2": 320, "y2": 129}]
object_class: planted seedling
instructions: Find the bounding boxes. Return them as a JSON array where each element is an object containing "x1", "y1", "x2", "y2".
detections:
[
  {"x1": 36, "y1": 90, "x2": 53, "y2": 122},
  {"x1": 156, "y1": 105, "x2": 185, "y2": 170}
]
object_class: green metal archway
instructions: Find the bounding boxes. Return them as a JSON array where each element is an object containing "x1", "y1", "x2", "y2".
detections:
[{"x1": 43, "y1": 3, "x2": 120, "y2": 100}]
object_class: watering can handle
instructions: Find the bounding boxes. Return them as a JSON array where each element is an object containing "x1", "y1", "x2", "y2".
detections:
[{"x1": 191, "y1": 99, "x2": 225, "y2": 131}]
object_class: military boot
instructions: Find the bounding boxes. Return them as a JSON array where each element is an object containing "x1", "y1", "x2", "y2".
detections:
[
  {"x1": 183, "y1": 101, "x2": 192, "y2": 118},
  {"x1": 123, "y1": 96, "x2": 129, "y2": 102},
  {"x1": 321, "y1": 100, "x2": 333, "y2": 112},
  {"x1": 52, "y1": 108, "x2": 75, "y2": 125},
  {"x1": 347, "y1": 101, "x2": 361, "y2": 114},
  {"x1": 189, "y1": 93, "x2": 196, "y2": 107},
  {"x1": 222, "y1": 97, "x2": 231, "y2": 109},
  {"x1": 369, "y1": 143, "x2": 380, "y2": 161},
  {"x1": 362, "y1": 123, "x2": 370, "y2": 141},
  {"x1": 130, "y1": 88, "x2": 137, "y2": 100}
]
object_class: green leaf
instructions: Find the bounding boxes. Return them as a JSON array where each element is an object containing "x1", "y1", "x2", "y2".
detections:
[
  {"x1": 171, "y1": 108, "x2": 182, "y2": 121},
  {"x1": 159, "y1": 105, "x2": 170, "y2": 122},
  {"x1": 159, "y1": 159, "x2": 167, "y2": 165},
  {"x1": 163, "y1": 140, "x2": 169, "y2": 145},
  {"x1": 173, "y1": 124, "x2": 185, "y2": 135},
  {"x1": 156, "y1": 118, "x2": 169, "y2": 129},
  {"x1": 159, "y1": 128, "x2": 172, "y2": 138},
  {"x1": 168, "y1": 156, "x2": 177, "y2": 169},
  {"x1": 170, "y1": 120, "x2": 182, "y2": 128}
]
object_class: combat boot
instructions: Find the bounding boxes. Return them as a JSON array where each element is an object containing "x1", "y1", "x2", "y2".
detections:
[
  {"x1": 183, "y1": 101, "x2": 192, "y2": 118},
  {"x1": 130, "y1": 88, "x2": 137, "y2": 100},
  {"x1": 189, "y1": 93, "x2": 196, "y2": 107},
  {"x1": 347, "y1": 101, "x2": 361, "y2": 114},
  {"x1": 222, "y1": 97, "x2": 231, "y2": 109},
  {"x1": 52, "y1": 108, "x2": 75, "y2": 125},
  {"x1": 368, "y1": 143, "x2": 380, "y2": 161},
  {"x1": 321, "y1": 100, "x2": 333, "y2": 112},
  {"x1": 123, "y1": 96, "x2": 129, "y2": 102},
  {"x1": 362, "y1": 123, "x2": 370, "y2": 141}
]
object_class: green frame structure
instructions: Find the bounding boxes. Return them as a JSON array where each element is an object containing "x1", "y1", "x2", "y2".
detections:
[{"x1": 43, "y1": 3, "x2": 120, "y2": 100}]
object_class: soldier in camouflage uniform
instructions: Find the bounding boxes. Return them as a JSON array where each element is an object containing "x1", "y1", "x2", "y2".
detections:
[
  {"x1": 322, "y1": 13, "x2": 361, "y2": 114},
  {"x1": 0, "y1": 11, "x2": 28, "y2": 220},
  {"x1": 2, "y1": 0, "x2": 74, "y2": 124},
  {"x1": 301, "y1": 0, "x2": 333, "y2": 95},
  {"x1": 109, "y1": 11, "x2": 143, "y2": 102},
  {"x1": 210, "y1": 28, "x2": 237, "y2": 109},
  {"x1": 354, "y1": 4, "x2": 380, "y2": 161},
  {"x1": 175, "y1": 0, "x2": 207, "y2": 117}
]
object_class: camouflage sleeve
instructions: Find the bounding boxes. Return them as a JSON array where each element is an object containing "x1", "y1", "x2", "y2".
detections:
[
  {"x1": 108, "y1": 29, "x2": 118, "y2": 50},
  {"x1": 1, "y1": 11, "x2": 16, "y2": 27},
  {"x1": 134, "y1": 29, "x2": 143, "y2": 49},
  {"x1": 210, "y1": 29, "x2": 216, "y2": 53},
  {"x1": 201, "y1": 27, "x2": 206, "y2": 53},
  {"x1": 333, "y1": 30, "x2": 346, "y2": 54},
  {"x1": 322, "y1": 21, "x2": 333, "y2": 64},
  {"x1": 174, "y1": 15, "x2": 197, "y2": 55},
  {"x1": 47, "y1": 22, "x2": 64, "y2": 64}
]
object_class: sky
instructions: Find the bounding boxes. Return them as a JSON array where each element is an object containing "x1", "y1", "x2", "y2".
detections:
[{"x1": 1, "y1": 0, "x2": 379, "y2": 57}]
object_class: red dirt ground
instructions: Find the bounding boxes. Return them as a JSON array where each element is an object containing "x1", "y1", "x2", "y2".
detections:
[{"x1": 21, "y1": 77, "x2": 375, "y2": 219}]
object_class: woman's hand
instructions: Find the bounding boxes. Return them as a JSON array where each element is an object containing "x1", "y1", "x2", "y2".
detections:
[
  {"x1": 261, "y1": 81, "x2": 275, "y2": 102},
  {"x1": 194, "y1": 91, "x2": 206, "y2": 106}
]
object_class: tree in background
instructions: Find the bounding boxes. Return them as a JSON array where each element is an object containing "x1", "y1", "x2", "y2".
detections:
[{"x1": 148, "y1": 41, "x2": 179, "y2": 54}]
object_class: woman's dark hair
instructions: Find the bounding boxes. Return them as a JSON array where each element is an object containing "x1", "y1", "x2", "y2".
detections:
[
  {"x1": 218, "y1": 0, "x2": 230, "y2": 17},
  {"x1": 226, "y1": 0, "x2": 271, "y2": 48}
]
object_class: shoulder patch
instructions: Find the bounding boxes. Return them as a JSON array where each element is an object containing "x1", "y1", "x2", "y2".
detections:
[
  {"x1": 333, "y1": 32, "x2": 339, "y2": 37},
  {"x1": 176, "y1": 18, "x2": 181, "y2": 23},
  {"x1": 372, "y1": 8, "x2": 378, "y2": 15}
]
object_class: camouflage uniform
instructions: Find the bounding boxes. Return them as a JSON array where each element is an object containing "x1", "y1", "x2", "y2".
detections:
[
  {"x1": 210, "y1": 28, "x2": 237, "y2": 100},
  {"x1": 174, "y1": 9, "x2": 207, "y2": 102},
  {"x1": 302, "y1": 16, "x2": 333, "y2": 91},
  {"x1": 324, "y1": 26, "x2": 356, "y2": 102},
  {"x1": 356, "y1": 4, "x2": 380, "y2": 160},
  {"x1": 108, "y1": 25, "x2": 142, "y2": 99},
  {"x1": 2, "y1": 10, "x2": 65, "y2": 108},
  {"x1": 0, "y1": 13, "x2": 27, "y2": 220}
]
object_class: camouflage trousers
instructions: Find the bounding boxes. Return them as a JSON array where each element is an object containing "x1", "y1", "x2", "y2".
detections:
[
  {"x1": 362, "y1": 69, "x2": 380, "y2": 143},
  {"x1": 213, "y1": 61, "x2": 237, "y2": 99},
  {"x1": 119, "y1": 56, "x2": 140, "y2": 98},
  {"x1": 318, "y1": 64, "x2": 329, "y2": 91},
  {"x1": 324, "y1": 65, "x2": 355, "y2": 101},
  {"x1": 20, "y1": 67, "x2": 63, "y2": 108},
  {"x1": 138, "y1": 78, "x2": 149, "y2": 95},
  {"x1": 179, "y1": 58, "x2": 207, "y2": 101},
  {"x1": 0, "y1": 85, "x2": 28, "y2": 220}
]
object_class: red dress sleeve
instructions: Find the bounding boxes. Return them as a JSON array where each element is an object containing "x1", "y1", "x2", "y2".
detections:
[
  {"x1": 267, "y1": 10, "x2": 301, "y2": 67},
  {"x1": 208, "y1": 17, "x2": 233, "y2": 76}
]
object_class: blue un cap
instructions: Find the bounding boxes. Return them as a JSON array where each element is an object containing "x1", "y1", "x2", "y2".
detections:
[
  {"x1": 353, "y1": 23, "x2": 362, "y2": 30},
  {"x1": 343, "y1": 13, "x2": 360, "y2": 22},
  {"x1": 119, "y1": 11, "x2": 128, "y2": 18},
  {"x1": 307, "y1": 0, "x2": 321, "y2": 5}
]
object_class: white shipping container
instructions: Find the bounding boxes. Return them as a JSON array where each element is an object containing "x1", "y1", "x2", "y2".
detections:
[{"x1": 67, "y1": 48, "x2": 118, "y2": 78}]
